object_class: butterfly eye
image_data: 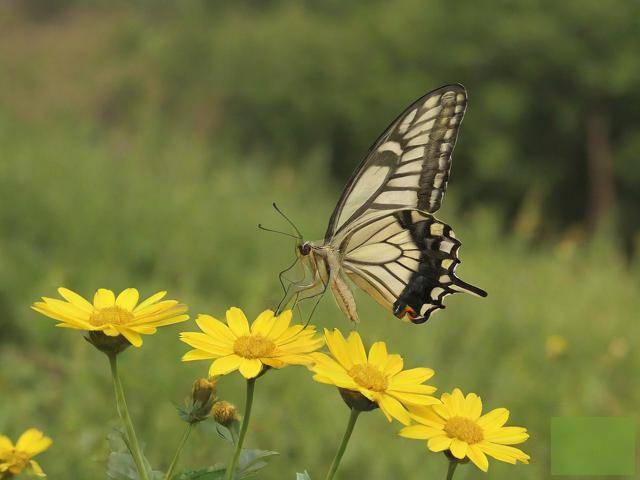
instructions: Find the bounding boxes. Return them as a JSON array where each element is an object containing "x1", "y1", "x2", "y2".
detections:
[{"x1": 299, "y1": 243, "x2": 311, "y2": 256}]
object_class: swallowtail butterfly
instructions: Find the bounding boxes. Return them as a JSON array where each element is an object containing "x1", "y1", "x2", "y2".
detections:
[{"x1": 283, "y1": 84, "x2": 486, "y2": 323}]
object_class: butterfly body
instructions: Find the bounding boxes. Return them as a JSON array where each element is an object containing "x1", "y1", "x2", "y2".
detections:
[{"x1": 286, "y1": 84, "x2": 486, "y2": 324}]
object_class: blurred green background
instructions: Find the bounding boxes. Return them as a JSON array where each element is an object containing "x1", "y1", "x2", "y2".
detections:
[{"x1": 1, "y1": 1, "x2": 639, "y2": 478}]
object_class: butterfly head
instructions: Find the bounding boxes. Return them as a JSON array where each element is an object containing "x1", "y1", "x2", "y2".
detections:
[{"x1": 298, "y1": 242, "x2": 312, "y2": 256}]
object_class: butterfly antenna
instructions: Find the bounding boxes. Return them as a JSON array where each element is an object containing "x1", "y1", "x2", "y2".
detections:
[
  {"x1": 272, "y1": 203, "x2": 303, "y2": 240},
  {"x1": 257, "y1": 223, "x2": 300, "y2": 240}
]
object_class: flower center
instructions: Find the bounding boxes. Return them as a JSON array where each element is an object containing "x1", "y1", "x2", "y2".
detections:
[
  {"x1": 89, "y1": 306, "x2": 134, "y2": 326},
  {"x1": 348, "y1": 363, "x2": 388, "y2": 392},
  {"x1": 233, "y1": 335, "x2": 276, "y2": 359},
  {"x1": 444, "y1": 416, "x2": 484, "y2": 444}
]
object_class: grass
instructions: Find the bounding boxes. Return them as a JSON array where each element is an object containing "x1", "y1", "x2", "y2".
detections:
[{"x1": 0, "y1": 115, "x2": 639, "y2": 480}]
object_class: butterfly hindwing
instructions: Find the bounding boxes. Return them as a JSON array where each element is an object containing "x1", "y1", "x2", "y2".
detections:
[
  {"x1": 326, "y1": 84, "x2": 468, "y2": 241},
  {"x1": 341, "y1": 210, "x2": 486, "y2": 323}
]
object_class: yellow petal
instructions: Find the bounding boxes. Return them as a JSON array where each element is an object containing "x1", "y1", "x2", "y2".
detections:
[
  {"x1": 276, "y1": 324, "x2": 304, "y2": 344},
  {"x1": 133, "y1": 291, "x2": 167, "y2": 311},
  {"x1": 238, "y1": 358, "x2": 263, "y2": 378},
  {"x1": 57, "y1": 288, "x2": 93, "y2": 313},
  {"x1": 383, "y1": 354, "x2": 403, "y2": 376},
  {"x1": 450, "y1": 388, "x2": 465, "y2": 414},
  {"x1": 31, "y1": 305, "x2": 90, "y2": 328},
  {"x1": 0, "y1": 435, "x2": 14, "y2": 453},
  {"x1": 478, "y1": 408, "x2": 510, "y2": 430},
  {"x1": 484, "y1": 427, "x2": 529, "y2": 445},
  {"x1": 432, "y1": 403, "x2": 452, "y2": 420},
  {"x1": 16, "y1": 429, "x2": 52, "y2": 455},
  {"x1": 195, "y1": 314, "x2": 236, "y2": 342},
  {"x1": 389, "y1": 390, "x2": 440, "y2": 406},
  {"x1": 449, "y1": 438, "x2": 468, "y2": 459},
  {"x1": 398, "y1": 425, "x2": 443, "y2": 440},
  {"x1": 367, "y1": 341, "x2": 388, "y2": 367},
  {"x1": 467, "y1": 444, "x2": 489, "y2": 472},
  {"x1": 118, "y1": 328, "x2": 143, "y2": 347},
  {"x1": 408, "y1": 405, "x2": 446, "y2": 428},
  {"x1": 208, "y1": 355, "x2": 242, "y2": 376},
  {"x1": 116, "y1": 288, "x2": 140, "y2": 311},
  {"x1": 465, "y1": 392, "x2": 483, "y2": 420},
  {"x1": 269, "y1": 310, "x2": 293, "y2": 339},
  {"x1": 93, "y1": 289, "x2": 115, "y2": 309},
  {"x1": 389, "y1": 367, "x2": 434, "y2": 385},
  {"x1": 251, "y1": 310, "x2": 276, "y2": 336},
  {"x1": 129, "y1": 325, "x2": 157, "y2": 334},
  {"x1": 40, "y1": 298, "x2": 91, "y2": 324},
  {"x1": 103, "y1": 326, "x2": 119, "y2": 336},
  {"x1": 275, "y1": 353, "x2": 316, "y2": 365},
  {"x1": 179, "y1": 332, "x2": 233, "y2": 356},
  {"x1": 387, "y1": 382, "x2": 438, "y2": 395},
  {"x1": 30, "y1": 460, "x2": 46, "y2": 477},
  {"x1": 427, "y1": 435, "x2": 452, "y2": 452},
  {"x1": 346, "y1": 331, "x2": 367, "y2": 364},
  {"x1": 182, "y1": 349, "x2": 217, "y2": 362},
  {"x1": 226, "y1": 307, "x2": 250, "y2": 336},
  {"x1": 478, "y1": 442, "x2": 530, "y2": 464},
  {"x1": 261, "y1": 357, "x2": 285, "y2": 368},
  {"x1": 324, "y1": 329, "x2": 353, "y2": 369},
  {"x1": 142, "y1": 313, "x2": 189, "y2": 327},
  {"x1": 378, "y1": 394, "x2": 411, "y2": 425}
]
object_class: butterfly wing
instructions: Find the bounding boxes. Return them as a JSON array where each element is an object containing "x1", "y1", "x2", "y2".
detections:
[
  {"x1": 341, "y1": 209, "x2": 486, "y2": 323},
  {"x1": 325, "y1": 84, "x2": 467, "y2": 241}
]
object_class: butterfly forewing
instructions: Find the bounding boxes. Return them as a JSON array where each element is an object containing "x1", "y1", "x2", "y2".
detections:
[{"x1": 325, "y1": 84, "x2": 468, "y2": 241}]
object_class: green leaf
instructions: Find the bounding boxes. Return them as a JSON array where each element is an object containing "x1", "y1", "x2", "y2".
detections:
[
  {"x1": 215, "y1": 424, "x2": 235, "y2": 444},
  {"x1": 173, "y1": 465, "x2": 226, "y2": 480},
  {"x1": 106, "y1": 430, "x2": 163, "y2": 480},
  {"x1": 237, "y1": 449, "x2": 279, "y2": 478},
  {"x1": 296, "y1": 471, "x2": 312, "y2": 480}
]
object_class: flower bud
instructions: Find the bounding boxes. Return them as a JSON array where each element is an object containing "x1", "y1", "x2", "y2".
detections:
[
  {"x1": 177, "y1": 377, "x2": 218, "y2": 424},
  {"x1": 85, "y1": 331, "x2": 131, "y2": 355},
  {"x1": 338, "y1": 388, "x2": 378, "y2": 412},
  {"x1": 191, "y1": 378, "x2": 218, "y2": 406},
  {"x1": 212, "y1": 401, "x2": 238, "y2": 427}
]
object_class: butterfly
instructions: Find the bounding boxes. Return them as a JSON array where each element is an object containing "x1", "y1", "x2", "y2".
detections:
[{"x1": 278, "y1": 84, "x2": 487, "y2": 324}]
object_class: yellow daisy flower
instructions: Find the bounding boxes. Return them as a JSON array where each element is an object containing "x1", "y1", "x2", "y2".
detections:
[
  {"x1": 0, "y1": 428, "x2": 52, "y2": 478},
  {"x1": 309, "y1": 329, "x2": 439, "y2": 425},
  {"x1": 180, "y1": 307, "x2": 324, "y2": 379},
  {"x1": 400, "y1": 388, "x2": 530, "y2": 472},
  {"x1": 32, "y1": 287, "x2": 189, "y2": 347}
]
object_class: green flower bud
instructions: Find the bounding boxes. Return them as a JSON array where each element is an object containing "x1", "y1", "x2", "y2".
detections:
[{"x1": 338, "y1": 388, "x2": 378, "y2": 412}]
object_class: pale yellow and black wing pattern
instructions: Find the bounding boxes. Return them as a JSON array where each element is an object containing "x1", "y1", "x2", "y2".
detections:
[
  {"x1": 325, "y1": 84, "x2": 468, "y2": 243},
  {"x1": 340, "y1": 210, "x2": 487, "y2": 323}
]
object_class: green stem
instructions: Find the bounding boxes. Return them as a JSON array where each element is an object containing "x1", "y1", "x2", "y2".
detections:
[
  {"x1": 325, "y1": 408, "x2": 361, "y2": 480},
  {"x1": 164, "y1": 423, "x2": 193, "y2": 480},
  {"x1": 108, "y1": 354, "x2": 150, "y2": 480},
  {"x1": 446, "y1": 460, "x2": 458, "y2": 480},
  {"x1": 224, "y1": 378, "x2": 256, "y2": 480}
]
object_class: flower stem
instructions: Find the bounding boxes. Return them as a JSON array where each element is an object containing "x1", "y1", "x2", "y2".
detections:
[
  {"x1": 164, "y1": 423, "x2": 193, "y2": 480},
  {"x1": 224, "y1": 378, "x2": 256, "y2": 480},
  {"x1": 108, "y1": 353, "x2": 150, "y2": 480},
  {"x1": 325, "y1": 408, "x2": 361, "y2": 480},
  {"x1": 446, "y1": 459, "x2": 458, "y2": 480}
]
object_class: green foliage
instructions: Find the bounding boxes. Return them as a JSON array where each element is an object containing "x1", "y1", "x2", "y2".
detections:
[
  {"x1": 174, "y1": 467, "x2": 225, "y2": 480},
  {"x1": 107, "y1": 431, "x2": 163, "y2": 480},
  {"x1": 296, "y1": 471, "x2": 312, "y2": 480},
  {"x1": 0, "y1": 2, "x2": 639, "y2": 479}
]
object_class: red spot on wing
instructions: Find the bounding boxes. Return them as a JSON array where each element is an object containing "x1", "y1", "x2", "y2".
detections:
[{"x1": 394, "y1": 305, "x2": 418, "y2": 320}]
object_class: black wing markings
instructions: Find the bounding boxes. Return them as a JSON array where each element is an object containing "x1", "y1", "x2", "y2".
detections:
[{"x1": 341, "y1": 210, "x2": 486, "y2": 324}]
